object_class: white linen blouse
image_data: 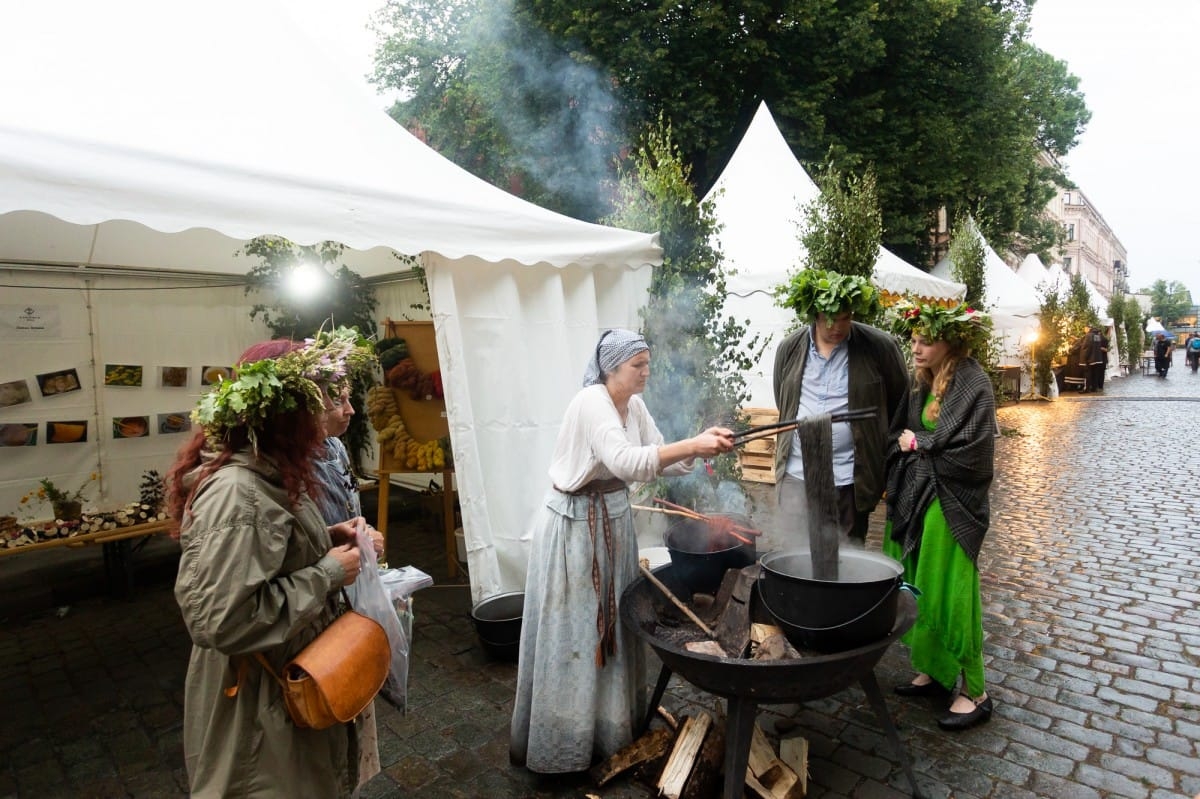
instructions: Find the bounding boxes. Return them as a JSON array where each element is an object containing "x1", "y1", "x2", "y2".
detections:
[{"x1": 547, "y1": 384, "x2": 694, "y2": 492}]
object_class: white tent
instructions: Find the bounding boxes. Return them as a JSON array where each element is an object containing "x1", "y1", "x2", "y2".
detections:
[
  {"x1": 1021, "y1": 259, "x2": 1122, "y2": 379},
  {"x1": 932, "y1": 221, "x2": 1041, "y2": 365},
  {"x1": 704, "y1": 102, "x2": 965, "y2": 408},
  {"x1": 0, "y1": 0, "x2": 662, "y2": 598}
]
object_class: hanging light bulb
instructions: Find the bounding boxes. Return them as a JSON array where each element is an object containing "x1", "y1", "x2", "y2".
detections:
[{"x1": 285, "y1": 261, "x2": 327, "y2": 301}]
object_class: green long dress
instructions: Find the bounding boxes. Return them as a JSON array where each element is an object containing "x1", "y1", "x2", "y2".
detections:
[{"x1": 883, "y1": 394, "x2": 985, "y2": 696}]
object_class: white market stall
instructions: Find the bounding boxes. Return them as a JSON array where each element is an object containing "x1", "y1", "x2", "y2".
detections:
[
  {"x1": 705, "y1": 102, "x2": 965, "y2": 408},
  {"x1": 0, "y1": 0, "x2": 662, "y2": 598},
  {"x1": 932, "y1": 220, "x2": 1041, "y2": 366}
]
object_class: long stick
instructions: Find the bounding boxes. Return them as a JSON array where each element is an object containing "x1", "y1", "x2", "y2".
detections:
[
  {"x1": 631, "y1": 504, "x2": 704, "y2": 521},
  {"x1": 651, "y1": 497, "x2": 707, "y2": 520},
  {"x1": 732, "y1": 409, "x2": 877, "y2": 446},
  {"x1": 639, "y1": 560, "x2": 718, "y2": 639}
]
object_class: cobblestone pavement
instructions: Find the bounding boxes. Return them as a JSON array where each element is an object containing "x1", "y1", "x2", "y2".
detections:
[{"x1": 1, "y1": 350, "x2": 1198, "y2": 798}]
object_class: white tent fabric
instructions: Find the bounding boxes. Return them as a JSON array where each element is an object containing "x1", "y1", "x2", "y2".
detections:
[
  {"x1": 932, "y1": 221, "x2": 1041, "y2": 365},
  {"x1": 0, "y1": 0, "x2": 662, "y2": 599},
  {"x1": 704, "y1": 102, "x2": 964, "y2": 408}
]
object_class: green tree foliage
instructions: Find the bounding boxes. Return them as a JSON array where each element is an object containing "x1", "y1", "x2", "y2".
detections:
[
  {"x1": 1122, "y1": 295, "x2": 1145, "y2": 371},
  {"x1": 1141, "y1": 279, "x2": 1192, "y2": 327},
  {"x1": 1034, "y1": 287, "x2": 1064, "y2": 395},
  {"x1": 371, "y1": 0, "x2": 626, "y2": 221},
  {"x1": 603, "y1": 120, "x2": 759, "y2": 507},
  {"x1": 1063, "y1": 272, "x2": 1100, "y2": 346},
  {"x1": 946, "y1": 218, "x2": 988, "y2": 310},
  {"x1": 370, "y1": 0, "x2": 1090, "y2": 264},
  {"x1": 241, "y1": 237, "x2": 380, "y2": 471},
  {"x1": 800, "y1": 162, "x2": 882, "y2": 280}
]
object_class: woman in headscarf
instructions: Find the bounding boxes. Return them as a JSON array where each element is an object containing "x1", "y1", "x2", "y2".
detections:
[
  {"x1": 510, "y1": 328, "x2": 735, "y2": 774},
  {"x1": 168, "y1": 329, "x2": 376, "y2": 797},
  {"x1": 884, "y1": 302, "x2": 997, "y2": 731}
]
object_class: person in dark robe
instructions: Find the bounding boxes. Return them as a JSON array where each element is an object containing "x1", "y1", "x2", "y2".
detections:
[
  {"x1": 1153, "y1": 333, "x2": 1172, "y2": 377},
  {"x1": 1083, "y1": 326, "x2": 1109, "y2": 392}
]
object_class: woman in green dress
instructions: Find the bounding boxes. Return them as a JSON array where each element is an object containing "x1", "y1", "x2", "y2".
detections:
[{"x1": 883, "y1": 301, "x2": 996, "y2": 731}]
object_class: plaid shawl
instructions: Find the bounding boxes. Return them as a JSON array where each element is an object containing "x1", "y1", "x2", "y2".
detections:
[{"x1": 885, "y1": 358, "x2": 995, "y2": 563}]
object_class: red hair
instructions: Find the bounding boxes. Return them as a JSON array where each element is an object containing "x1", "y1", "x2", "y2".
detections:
[{"x1": 166, "y1": 338, "x2": 324, "y2": 536}]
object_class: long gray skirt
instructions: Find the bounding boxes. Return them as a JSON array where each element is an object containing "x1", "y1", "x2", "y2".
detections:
[{"x1": 509, "y1": 486, "x2": 647, "y2": 773}]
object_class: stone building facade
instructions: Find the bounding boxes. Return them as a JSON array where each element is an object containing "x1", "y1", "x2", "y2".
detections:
[{"x1": 1045, "y1": 186, "x2": 1128, "y2": 300}]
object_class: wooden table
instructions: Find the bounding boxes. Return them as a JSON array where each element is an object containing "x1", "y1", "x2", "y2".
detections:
[
  {"x1": 0, "y1": 519, "x2": 173, "y2": 596},
  {"x1": 375, "y1": 468, "x2": 458, "y2": 578}
]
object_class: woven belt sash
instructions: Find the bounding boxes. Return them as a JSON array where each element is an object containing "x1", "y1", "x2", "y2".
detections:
[{"x1": 554, "y1": 478, "x2": 627, "y2": 666}]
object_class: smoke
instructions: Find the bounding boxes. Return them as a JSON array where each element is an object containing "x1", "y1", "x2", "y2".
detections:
[{"x1": 461, "y1": 0, "x2": 625, "y2": 218}]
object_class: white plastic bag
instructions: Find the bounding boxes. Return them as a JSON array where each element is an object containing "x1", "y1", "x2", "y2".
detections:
[{"x1": 351, "y1": 526, "x2": 411, "y2": 711}]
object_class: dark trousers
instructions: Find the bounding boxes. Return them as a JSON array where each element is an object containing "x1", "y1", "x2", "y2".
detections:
[{"x1": 1088, "y1": 363, "x2": 1106, "y2": 391}]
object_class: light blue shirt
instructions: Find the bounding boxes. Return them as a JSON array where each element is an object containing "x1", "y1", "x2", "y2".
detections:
[{"x1": 784, "y1": 335, "x2": 854, "y2": 485}]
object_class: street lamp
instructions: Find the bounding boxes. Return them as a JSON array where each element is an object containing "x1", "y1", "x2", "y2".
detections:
[{"x1": 1020, "y1": 329, "x2": 1051, "y2": 401}]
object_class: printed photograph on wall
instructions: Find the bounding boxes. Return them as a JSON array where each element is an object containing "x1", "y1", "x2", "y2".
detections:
[
  {"x1": 159, "y1": 366, "x2": 189, "y2": 388},
  {"x1": 0, "y1": 423, "x2": 38, "y2": 447},
  {"x1": 46, "y1": 420, "x2": 88, "y2": 444},
  {"x1": 112, "y1": 416, "x2": 150, "y2": 439},
  {"x1": 200, "y1": 366, "x2": 232, "y2": 386},
  {"x1": 35, "y1": 368, "x2": 82, "y2": 397},
  {"x1": 0, "y1": 379, "x2": 33, "y2": 408},
  {"x1": 104, "y1": 364, "x2": 144, "y2": 387},
  {"x1": 158, "y1": 412, "x2": 192, "y2": 435}
]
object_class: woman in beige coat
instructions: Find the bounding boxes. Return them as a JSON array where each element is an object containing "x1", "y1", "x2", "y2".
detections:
[{"x1": 168, "y1": 331, "x2": 374, "y2": 798}]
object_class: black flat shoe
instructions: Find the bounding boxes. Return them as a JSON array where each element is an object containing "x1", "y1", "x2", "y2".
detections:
[
  {"x1": 893, "y1": 679, "x2": 951, "y2": 697},
  {"x1": 938, "y1": 695, "x2": 993, "y2": 731}
]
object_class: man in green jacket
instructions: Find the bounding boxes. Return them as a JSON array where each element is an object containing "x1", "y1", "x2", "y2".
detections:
[{"x1": 773, "y1": 270, "x2": 908, "y2": 548}]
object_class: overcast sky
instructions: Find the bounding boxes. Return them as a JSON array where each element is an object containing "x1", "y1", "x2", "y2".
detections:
[
  {"x1": 290, "y1": 0, "x2": 1199, "y2": 303},
  {"x1": 1029, "y1": 0, "x2": 1200, "y2": 301}
]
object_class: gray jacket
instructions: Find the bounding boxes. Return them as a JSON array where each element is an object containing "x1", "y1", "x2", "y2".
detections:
[
  {"x1": 174, "y1": 451, "x2": 355, "y2": 798},
  {"x1": 772, "y1": 321, "x2": 908, "y2": 514}
]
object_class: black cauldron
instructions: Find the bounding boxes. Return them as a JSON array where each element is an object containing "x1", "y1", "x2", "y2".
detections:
[
  {"x1": 758, "y1": 549, "x2": 904, "y2": 652},
  {"x1": 470, "y1": 591, "x2": 524, "y2": 662},
  {"x1": 663, "y1": 513, "x2": 756, "y2": 597}
]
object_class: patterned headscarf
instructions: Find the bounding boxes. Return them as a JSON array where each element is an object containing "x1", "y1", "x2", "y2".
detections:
[{"x1": 582, "y1": 329, "x2": 649, "y2": 387}]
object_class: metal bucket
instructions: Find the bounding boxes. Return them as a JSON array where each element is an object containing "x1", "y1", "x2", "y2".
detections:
[
  {"x1": 470, "y1": 591, "x2": 524, "y2": 662},
  {"x1": 757, "y1": 549, "x2": 903, "y2": 651},
  {"x1": 663, "y1": 513, "x2": 756, "y2": 597}
]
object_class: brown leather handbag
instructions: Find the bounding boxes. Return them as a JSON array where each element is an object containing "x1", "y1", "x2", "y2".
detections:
[{"x1": 253, "y1": 591, "x2": 391, "y2": 730}]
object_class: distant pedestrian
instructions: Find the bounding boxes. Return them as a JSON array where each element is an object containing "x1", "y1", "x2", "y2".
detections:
[
  {"x1": 1153, "y1": 332, "x2": 1172, "y2": 377},
  {"x1": 885, "y1": 301, "x2": 996, "y2": 731},
  {"x1": 1083, "y1": 325, "x2": 1109, "y2": 392}
]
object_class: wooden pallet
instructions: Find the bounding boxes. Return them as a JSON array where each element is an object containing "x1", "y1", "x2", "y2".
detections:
[{"x1": 737, "y1": 407, "x2": 779, "y2": 485}]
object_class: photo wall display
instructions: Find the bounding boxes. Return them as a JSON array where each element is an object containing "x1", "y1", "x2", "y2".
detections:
[
  {"x1": 35, "y1": 369, "x2": 81, "y2": 397},
  {"x1": 0, "y1": 360, "x2": 219, "y2": 450},
  {"x1": 0, "y1": 423, "x2": 38, "y2": 447},
  {"x1": 0, "y1": 380, "x2": 32, "y2": 408},
  {"x1": 103, "y1": 364, "x2": 144, "y2": 387},
  {"x1": 157, "y1": 412, "x2": 192, "y2": 435},
  {"x1": 47, "y1": 420, "x2": 88, "y2": 444}
]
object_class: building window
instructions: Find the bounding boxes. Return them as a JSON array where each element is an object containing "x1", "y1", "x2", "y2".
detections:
[
  {"x1": 1063, "y1": 192, "x2": 1072, "y2": 205},
  {"x1": 1063, "y1": 256, "x2": 1072, "y2": 271},
  {"x1": 1067, "y1": 223, "x2": 1075, "y2": 241}
]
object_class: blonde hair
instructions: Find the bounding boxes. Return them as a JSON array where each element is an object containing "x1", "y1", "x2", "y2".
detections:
[{"x1": 915, "y1": 341, "x2": 971, "y2": 422}]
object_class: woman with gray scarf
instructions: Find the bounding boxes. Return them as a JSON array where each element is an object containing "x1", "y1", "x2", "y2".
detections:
[
  {"x1": 510, "y1": 328, "x2": 734, "y2": 774},
  {"x1": 884, "y1": 302, "x2": 997, "y2": 731}
]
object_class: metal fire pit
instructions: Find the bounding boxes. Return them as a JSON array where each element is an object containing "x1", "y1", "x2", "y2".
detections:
[{"x1": 621, "y1": 564, "x2": 921, "y2": 798}]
